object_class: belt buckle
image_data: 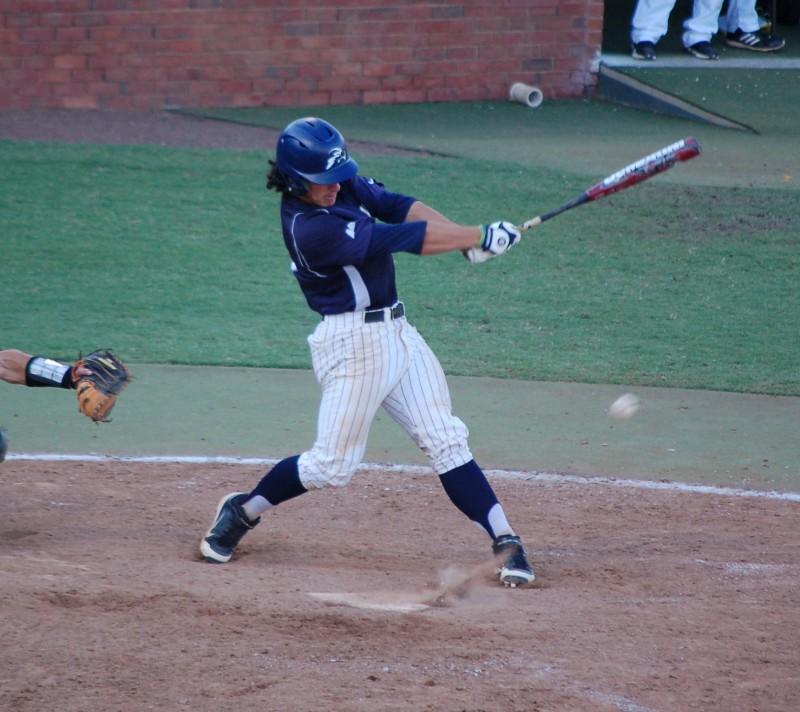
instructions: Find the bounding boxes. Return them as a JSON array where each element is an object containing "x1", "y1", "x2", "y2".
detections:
[{"x1": 364, "y1": 302, "x2": 403, "y2": 323}]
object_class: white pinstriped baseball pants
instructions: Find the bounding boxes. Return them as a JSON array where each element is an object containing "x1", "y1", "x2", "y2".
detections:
[{"x1": 297, "y1": 306, "x2": 472, "y2": 489}]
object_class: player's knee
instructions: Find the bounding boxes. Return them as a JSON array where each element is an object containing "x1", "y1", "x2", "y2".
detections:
[
  {"x1": 304, "y1": 469, "x2": 354, "y2": 489},
  {"x1": 411, "y1": 415, "x2": 472, "y2": 473},
  {"x1": 298, "y1": 452, "x2": 356, "y2": 489},
  {"x1": 427, "y1": 441, "x2": 473, "y2": 475},
  {"x1": 321, "y1": 468, "x2": 354, "y2": 488},
  {"x1": 433, "y1": 450, "x2": 473, "y2": 474}
]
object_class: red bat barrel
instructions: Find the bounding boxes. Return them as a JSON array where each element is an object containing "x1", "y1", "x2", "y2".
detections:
[{"x1": 585, "y1": 137, "x2": 701, "y2": 202}]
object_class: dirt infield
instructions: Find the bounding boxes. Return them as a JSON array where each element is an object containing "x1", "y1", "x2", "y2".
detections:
[{"x1": 2, "y1": 460, "x2": 798, "y2": 712}]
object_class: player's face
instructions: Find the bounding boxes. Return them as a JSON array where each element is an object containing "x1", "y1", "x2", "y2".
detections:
[{"x1": 302, "y1": 181, "x2": 340, "y2": 208}]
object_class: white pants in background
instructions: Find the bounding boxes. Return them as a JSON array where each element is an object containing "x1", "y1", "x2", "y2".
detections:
[
  {"x1": 630, "y1": 0, "x2": 757, "y2": 47},
  {"x1": 719, "y1": 0, "x2": 761, "y2": 33}
]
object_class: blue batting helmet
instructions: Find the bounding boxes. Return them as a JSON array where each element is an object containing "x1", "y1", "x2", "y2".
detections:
[{"x1": 275, "y1": 117, "x2": 359, "y2": 194}]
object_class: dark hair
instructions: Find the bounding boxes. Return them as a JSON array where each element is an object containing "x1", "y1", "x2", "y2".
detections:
[{"x1": 266, "y1": 159, "x2": 290, "y2": 194}]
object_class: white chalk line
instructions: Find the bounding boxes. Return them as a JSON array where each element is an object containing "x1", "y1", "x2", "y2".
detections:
[{"x1": 7, "y1": 452, "x2": 800, "y2": 502}]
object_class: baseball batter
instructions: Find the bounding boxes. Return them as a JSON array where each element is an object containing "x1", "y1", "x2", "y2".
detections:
[{"x1": 200, "y1": 117, "x2": 534, "y2": 587}]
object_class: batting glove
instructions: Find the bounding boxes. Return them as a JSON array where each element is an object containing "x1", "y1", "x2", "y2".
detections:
[{"x1": 464, "y1": 221, "x2": 521, "y2": 264}]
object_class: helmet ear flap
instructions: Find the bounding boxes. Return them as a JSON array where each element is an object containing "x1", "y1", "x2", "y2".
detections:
[
  {"x1": 286, "y1": 175, "x2": 310, "y2": 195},
  {"x1": 266, "y1": 160, "x2": 309, "y2": 196}
]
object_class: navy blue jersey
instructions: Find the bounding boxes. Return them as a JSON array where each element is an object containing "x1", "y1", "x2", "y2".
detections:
[{"x1": 279, "y1": 175, "x2": 426, "y2": 315}]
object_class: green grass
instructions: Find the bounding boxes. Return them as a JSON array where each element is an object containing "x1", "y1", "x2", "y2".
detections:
[
  {"x1": 2, "y1": 139, "x2": 798, "y2": 395},
  {"x1": 176, "y1": 98, "x2": 800, "y2": 191}
]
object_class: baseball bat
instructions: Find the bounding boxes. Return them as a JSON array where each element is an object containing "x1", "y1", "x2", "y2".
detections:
[{"x1": 518, "y1": 137, "x2": 701, "y2": 231}]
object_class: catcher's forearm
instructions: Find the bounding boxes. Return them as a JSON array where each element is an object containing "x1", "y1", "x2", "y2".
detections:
[{"x1": 25, "y1": 356, "x2": 75, "y2": 388}]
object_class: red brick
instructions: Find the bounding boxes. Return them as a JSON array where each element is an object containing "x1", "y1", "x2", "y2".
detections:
[
  {"x1": 363, "y1": 63, "x2": 394, "y2": 78},
  {"x1": 88, "y1": 26, "x2": 124, "y2": 41},
  {"x1": 154, "y1": 25, "x2": 194, "y2": 40},
  {"x1": 61, "y1": 94, "x2": 99, "y2": 109},
  {"x1": 0, "y1": 29, "x2": 21, "y2": 43},
  {"x1": 346, "y1": 75, "x2": 381, "y2": 91},
  {"x1": 53, "y1": 54, "x2": 86, "y2": 69},
  {"x1": 1, "y1": 1, "x2": 600, "y2": 111},
  {"x1": 362, "y1": 89, "x2": 398, "y2": 104},
  {"x1": 38, "y1": 68, "x2": 72, "y2": 83},
  {"x1": 20, "y1": 55, "x2": 50, "y2": 69},
  {"x1": 411, "y1": 74, "x2": 445, "y2": 90},
  {"x1": 15, "y1": 81, "x2": 49, "y2": 97},
  {"x1": 92, "y1": 0, "x2": 130, "y2": 9},
  {"x1": 5, "y1": 14, "x2": 38, "y2": 28},
  {"x1": 284, "y1": 23, "x2": 319, "y2": 37},
  {"x1": 217, "y1": 79, "x2": 253, "y2": 94},
  {"x1": 0, "y1": 0, "x2": 26, "y2": 12},
  {"x1": 445, "y1": 47, "x2": 477, "y2": 60},
  {"x1": 54, "y1": 26, "x2": 88, "y2": 41},
  {"x1": 263, "y1": 92, "x2": 303, "y2": 107},
  {"x1": 391, "y1": 88, "x2": 427, "y2": 103},
  {"x1": 0, "y1": 91, "x2": 32, "y2": 109},
  {"x1": 122, "y1": 26, "x2": 156, "y2": 41},
  {"x1": 127, "y1": 0, "x2": 186, "y2": 9},
  {"x1": 272, "y1": 8, "x2": 305, "y2": 23},
  {"x1": 42, "y1": 0, "x2": 91, "y2": 11},
  {"x1": 86, "y1": 80, "x2": 124, "y2": 97},
  {"x1": 39, "y1": 13, "x2": 74, "y2": 27},
  {"x1": 413, "y1": 47, "x2": 446, "y2": 61},
  {"x1": 19, "y1": 27, "x2": 55, "y2": 42},
  {"x1": 319, "y1": 90, "x2": 355, "y2": 105},
  {"x1": 101, "y1": 95, "x2": 137, "y2": 109},
  {"x1": 250, "y1": 78, "x2": 286, "y2": 93},
  {"x1": 74, "y1": 13, "x2": 108, "y2": 27},
  {"x1": 70, "y1": 68, "x2": 104, "y2": 82}
]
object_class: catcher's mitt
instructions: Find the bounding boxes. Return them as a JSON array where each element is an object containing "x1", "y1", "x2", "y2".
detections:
[{"x1": 73, "y1": 350, "x2": 131, "y2": 422}]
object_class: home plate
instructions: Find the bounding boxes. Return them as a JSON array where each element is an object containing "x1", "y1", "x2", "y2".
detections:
[{"x1": 308, "y1": 591, "x2": 430, "y2": 613}]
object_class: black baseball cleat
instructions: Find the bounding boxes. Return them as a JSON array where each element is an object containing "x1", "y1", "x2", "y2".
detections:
[
  {"x1": 725, "y1": 29, "x2": 785, "y2": 52},
  {"x1": 631, "y1": 41, "x2": 656, "y2": 61},
  {"x1": 492, "y1": 534, "x2": 535, "y2": 588},
  {"x1": 200, "y1": 492, "x2": 260, "y2": 563},
  {"x1": 684, "y1": 41, "x2": 719, "y2": 60}
]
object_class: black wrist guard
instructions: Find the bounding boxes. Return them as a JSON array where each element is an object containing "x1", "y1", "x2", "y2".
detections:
[{"x1": 25, "y1": 356, "x2": 73, "y2": 388}]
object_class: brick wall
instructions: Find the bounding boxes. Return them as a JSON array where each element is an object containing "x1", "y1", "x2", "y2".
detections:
[{"x1": 0, "y1": 0, "x2": 604, "y2": 111}]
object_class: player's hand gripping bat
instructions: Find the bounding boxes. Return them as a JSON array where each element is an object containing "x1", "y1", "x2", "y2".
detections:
[{"x1": 518, "y1": 137, "x2": 701, "y2": 231}]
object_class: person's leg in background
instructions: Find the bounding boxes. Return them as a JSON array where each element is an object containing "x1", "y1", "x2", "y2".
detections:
[
  {"x1": 630, "y1": 0, "x2": 679, "y2": 59},
  {"x1": 683, "y1": 0, "x2": 726, "y2": 58},
  {"x1": 724, "y1": 0, "x2": 786, "y2": 49}
]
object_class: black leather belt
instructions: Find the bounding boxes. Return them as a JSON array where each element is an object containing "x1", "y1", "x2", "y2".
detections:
[{"x1": 364, "y1": 302, "x2": 405, "y2": 323}]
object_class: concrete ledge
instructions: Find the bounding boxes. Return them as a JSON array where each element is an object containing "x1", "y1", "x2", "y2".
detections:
[{"x1": 602, "y1": 53, "x2": 800, "y2": 69}]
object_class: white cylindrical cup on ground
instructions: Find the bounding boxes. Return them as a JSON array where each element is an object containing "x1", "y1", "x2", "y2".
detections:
[{"x1": 509, "y1": 82, "x2": 543, "y2": 108}]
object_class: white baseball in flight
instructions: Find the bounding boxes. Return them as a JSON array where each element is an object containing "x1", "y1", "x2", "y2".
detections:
[{"x1": 609, "y1": 393, "x2": 641, "y2": 420}]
